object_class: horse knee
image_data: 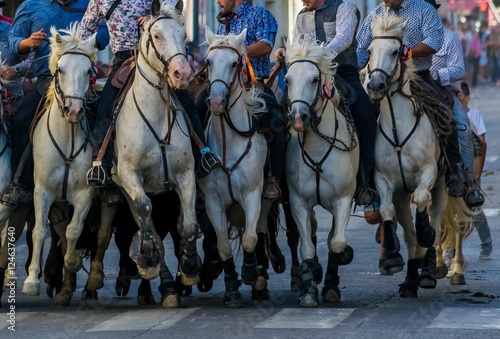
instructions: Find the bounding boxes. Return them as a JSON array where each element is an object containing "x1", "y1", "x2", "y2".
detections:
[{"x1": 242, "y1": 234, "x2": 258, "y2": 253}]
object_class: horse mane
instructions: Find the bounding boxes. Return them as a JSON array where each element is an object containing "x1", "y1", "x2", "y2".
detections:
[
  {"x1": 285, "y1": 37, "x2": 340, "y2": 105},
  {"x1": 370, "y1": 14, "x2": 417, "y2": 80},
  {"x1": 45, "y1": 22, "x2": 97, "y2": 108},
  {"x1": 158, "y1": 2, "x2": 184, "y2": 26},
  {"x1": 206, "y1": 34, "x2": 266, "y2": 115}
]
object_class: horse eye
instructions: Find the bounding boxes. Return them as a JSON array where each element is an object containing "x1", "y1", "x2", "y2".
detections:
[
  {"x1": 312, "y1": 77, "x2": 319, "y2": 84},
  {"x1": 392, "y1": 50, "x2": 399, "y2": 56},
  {"x1": 231, "y1": 62, "x2": 237, "y2": 68}
]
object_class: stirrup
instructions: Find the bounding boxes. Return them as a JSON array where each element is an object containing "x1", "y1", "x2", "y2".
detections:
[
  {"x1": 0, "y1": 184, "x2": 22, "y2": 206},
  {"x1": 445, "y1": 175, "x2": 466, "y2": 198},
  {"x1": 200, "y1": 147, "x2": 222, "y2": 173},
  {"x1": 464, "y1": 186, "x2": 485, "y2": 208},
  {"x1": 355, "y1": 186, "x2": 379, "y2": 206},
  {"x1": 86, "y1": 161, "x2": 111, "y2": 188}
]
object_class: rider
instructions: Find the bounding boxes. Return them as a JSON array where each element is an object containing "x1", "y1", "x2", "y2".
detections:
[
  {"x1": 81, "y1": 0, "x2": 221, "y2": 187},
  {"x1": 274, "y1": 0, "x2": 379, "y2": 206},
  {"x1": 357, "y1": 0, "x2": 468, "y2": 201},
  {"x1": 206, "y1": 0, "x2": 287, "y2": 200},
  {"x1": 428, "y1": 3, "x2": 484, "y2": 207},
  {"x1": 2, "y1": 0, "x2": 109, "y2": 205}
]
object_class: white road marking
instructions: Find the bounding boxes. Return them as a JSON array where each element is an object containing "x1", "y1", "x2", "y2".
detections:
[
  {"x1": 0, "y1": 312, "x2": 37, "y2": 331},
  {"x1": 255, "y1": 308, "x2": 354, "y2": 329},
  {"x1": 428, "y1": 307, "x2": 500, "y2": 329},
  {"x1": 87, "y1": 308, "x2": 199, "y2": 331},
  {"x1": 483, "y1": 208, "x2": 500, "y2": 217},
  {"x1": 486, "y1": 155, "x2": 498, "y2": 163}
]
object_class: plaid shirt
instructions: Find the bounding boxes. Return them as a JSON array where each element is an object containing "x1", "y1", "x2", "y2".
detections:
[
  {"x1": 357, "y1": 0, "x2": 443, "y2": 72},
  {"x1": 216, "y1": 1, "x2": 277, "y2": 79},
  {"x1": 431, "y1": 28, "x2": 465, "y2": 91}
]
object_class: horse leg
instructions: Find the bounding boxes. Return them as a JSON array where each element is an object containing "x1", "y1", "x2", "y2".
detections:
[
  {"x1": 328, "y1": 197, "x2": 355, "y2": 265},
  {"x1": 86, "y1": 201, "x2": 116, "y2": 296},
  {"x1": 51, "y1": 236, "x2": 75, "y2": 306},
  {"x1": 43, "y1": 227, "x2": 64, "y2": 298},
  {"x1": 175, "y1": 173, "x2": 201, "y2": 286},
  {"x1": 377, "y1": 177, "x2": 405, "y2": 272},
  {"x1": 450, "y1": 231, "x2": 466, "y2": 285},
  {"x1": 240, "y1": 191, "x2": 261, "y2": 286},
  {"x1": 197, "y1": 220, "x2": 223, "y2": 292},
  {"x1": 283, "y1": 198, "x2": 301, "y2": 291},
  {"x1": 265, "y1": 202, "x2": 286, "y2": 274},
  {"x1": 22, "y1": 189, "x2": 53, "y2": 295},
  {"x1": 205, "y1": 199, "x2": 241, "y2": 307},
  {"x1": 289, "y1": 193, "x2": 317, "y2": 307},
  {"x1": 137, "y1": 278, "x2": 156, "y2": 305}
]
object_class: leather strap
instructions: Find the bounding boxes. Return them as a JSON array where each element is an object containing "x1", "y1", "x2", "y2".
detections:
[{"x1": 106, "y1": 0, "x2": 123, "y2": 20}]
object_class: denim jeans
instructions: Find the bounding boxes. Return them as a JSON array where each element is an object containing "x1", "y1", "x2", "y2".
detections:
[
  {"x1": 474, "y1": 179, "x2": 492, "y2": 246},
  {"x1": 452, "y1": 95, "x2": 475, "y2": 182}
]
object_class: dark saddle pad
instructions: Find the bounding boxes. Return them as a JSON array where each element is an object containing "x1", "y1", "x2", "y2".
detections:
[{"x1": 334, "y1": 76, "x2": 358, "y2": 106}]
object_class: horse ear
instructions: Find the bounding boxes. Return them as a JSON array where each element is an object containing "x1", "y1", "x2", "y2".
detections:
[
  {"x1": 401, "y1": 20, "x2": 408, "y2": 32},
  {"x1": 236, "y1": 28, "x2": 247, "y2": 47},
  {"x1": 205, "y1": 26, "x2": 215, "y2": 44},
  {"x1": 87, "y1": 33, "x2": 97, "y2": 51},
  {"x1": 151, "y1": 0, "x2": 161, "y2": 17},
  {"x1": 175, "y1": 0, "x2": 184, "y2": 13}
]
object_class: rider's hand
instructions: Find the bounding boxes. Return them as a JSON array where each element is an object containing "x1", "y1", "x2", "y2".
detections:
[
  {"x1": 274, "y1": 47, "x2": 286, "y2": 62},
  {"x1": 27, "y1": 28, "x2": 46, "y2": 49}
]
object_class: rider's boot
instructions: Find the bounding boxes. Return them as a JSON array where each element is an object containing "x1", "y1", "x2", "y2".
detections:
[{"x1": 445, "y1": 128, "x2": 467, "y2": 198}]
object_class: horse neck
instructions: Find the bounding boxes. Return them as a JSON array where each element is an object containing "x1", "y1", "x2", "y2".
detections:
[
  {"x1": 215, "y1": 84, "x2": 251, "y2": 133},
  {"x1": 380, "y1": 74, "x2": 416, "y2": 130}
]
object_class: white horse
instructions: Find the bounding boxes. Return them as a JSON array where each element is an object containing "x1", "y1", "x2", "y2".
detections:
[
  {"x1": 285, "y1": 39, "x2": 359, "y2": 307},
  {"x1": 365, "y1": 15, "x2": 473, "y2": 296},
  {"x1": 109, "y1": 0, "x2": 199, "y2": 308},
  {"x1": 22, "y1": 24, "x2": 97, "y2": 303},
  {"x1": 199, "y1": 27, "x2": 268, "y2": 307}
]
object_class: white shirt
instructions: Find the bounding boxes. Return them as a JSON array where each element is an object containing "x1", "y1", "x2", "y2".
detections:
[{"x1": 467, "y1": 107, "x2": 486, "y2": 136}]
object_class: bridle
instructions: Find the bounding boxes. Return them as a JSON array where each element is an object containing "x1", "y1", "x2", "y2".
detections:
[{"x1": 53, "y1": 50, "x2": 93, "y2": 120}]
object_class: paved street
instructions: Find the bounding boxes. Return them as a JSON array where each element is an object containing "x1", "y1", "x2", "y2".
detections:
[{"x1": 1, "y1": 84, "x2": 500, "y2": 338}]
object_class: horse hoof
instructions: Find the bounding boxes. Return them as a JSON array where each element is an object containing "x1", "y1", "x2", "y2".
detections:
[
  {"x1": 22, "y1": 281, "x2": 40, "y2": 296},
  {"x1": 382, "y1": 251, "x2": 405, "y2": 273},
  {"x1": 252, "y1": 288, "x2": 270, "y2": 301},
  {"x1": 418, "y1": 276, "x2": 437, "y2": 289},
  {"x1": 223, "y1": 291, "x2": 242, "y2": 308},
  {"x1": 138, "y1": 265, "x2": 160, "y2": 280},
  {"x1": 82, "y1": 289, "x2": 98, "y2": 300},
  {"x1": 115, "y1": 277, "x2": 131, "y2": 297},
  {"x1": 399, "y1": 286, "x2": 418, "y2": 298},
  {"x1": 54, "y1": 292, "x2": 72, "y2": 306},
  {"x1": 138, "y1": 294, "x2": 157, "y2": 305},
  {"x1": 299, "y1": 293, "x2": 319, "y2": 308},
  {"x1": 161, "y1": 293, "x2": 180, "y2": 308},
  {"x1": 181, "y1": 272, "x2": 200, "y2": 286},
  {"x1": 450, "y1": 273, "x2": 466, "y2": 285},
  {"x1": 271, "y1": 254, "x2": 287, "y2": 274},
  {"x1": 322, "y1": 289, "x2": 341, "y2": 303},
  {"x1": 436, "y1": 265, "x2": 449, "y2": 279},
  {"x1": 330, "y1": 246, "x2": 354, "y2": 266},
  {"x1": 46, "y1": 284, "x2": 55, "y2": 298}
]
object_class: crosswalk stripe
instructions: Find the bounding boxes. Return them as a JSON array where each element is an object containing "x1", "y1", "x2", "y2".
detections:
[
  {"x1": 87, "y1": 308, "x2": 199, "y2": 332},
  {"x1": 0, "y1": 311, "x2": 38, "y2": 331},
  {"x1": 483, "y1": 208, "x2": 500, "y2": 217},
  {"x1": 254, "y1": 308, "x2": 355, "y2": 329},
  {"x1": 428, "y1": 307, "x2": 500, "y2": 330}
]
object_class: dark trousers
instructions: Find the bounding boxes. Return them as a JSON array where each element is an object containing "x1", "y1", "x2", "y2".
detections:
[
  {"x1": 337, "y1": 65, "x2": 377, "y2": 186},
  {"x1": 10, "y1": 74, "x2": 49, "y2": 190},
  {"x1": 418, "y1": 71, "x2": 462, "y2": 168},
  {"x1": 195, "y1": 82, "x2": 287, "y2": 179}
]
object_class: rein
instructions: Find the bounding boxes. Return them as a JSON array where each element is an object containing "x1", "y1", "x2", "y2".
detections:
[
  {"x1": 368, "y1": 35, "x2": 421, "y2": 193},
  {"x1": 206, "y1": 44, "x2": 256, "y2": 202},
  {"x1": 49, "y1": 49, "x2": 92, "y2": 201}
]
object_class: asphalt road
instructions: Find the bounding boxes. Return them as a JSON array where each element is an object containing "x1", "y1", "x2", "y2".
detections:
[{"x1": 1, "y1": 84, "x2": 500, "y2": 338}]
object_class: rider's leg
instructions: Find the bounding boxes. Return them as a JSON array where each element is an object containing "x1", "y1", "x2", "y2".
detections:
[
  {"x1": 2, "y1": 75, "x2": 49, "y2": 204},
  {"x1": 259, "y1": 83, "x2": 287, "y2": 200},
  {"x1": 452, "y1": 96, "x2": 484, "y2": 206},
  {"x1": 174, "y1": 89, "x2": 221, "y2": 178},
  {"x1": 337, "y1": 65, "x2": 378, "y2": 205},
  {"x1": 87, "y1": 55, "x2": 129, "y2": 186}
]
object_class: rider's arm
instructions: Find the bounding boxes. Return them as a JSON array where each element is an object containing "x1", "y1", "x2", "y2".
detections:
[
  {"x1": 356, "y1": 11, "x2": 375, "y2": 69},
  {"x1": 433, "y1": 31, "x2": 465, "y2": 86},
  {"x1": 324, "y1": 2, "x2": 358, "y2": 56},
  {"x1": 246, "y1": 41, "x2": 272, "y2": 58},
  {"x1": 79, "y1": 0, "x2": 105, "y2": 41},
  {"x1": 415, "y1": 4, "x2": 444, "y2": 57},
  {"x1": 248, "y1": 7, "x2": 277, "y2": 58},
  {"x1": 8, "y1": 1, "x2": 37, "y2": 56}
]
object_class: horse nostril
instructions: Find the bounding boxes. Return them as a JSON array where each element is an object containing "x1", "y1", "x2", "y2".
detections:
[
  {"x1": 63, "y1": 106, "x2": 70, "y2": 115},
  {"x1": 173, "y1": 70, "x2": 181, "y2": 80},
  {"x1": 378, "y1": 83, "x2": 386, "y2": 91}
]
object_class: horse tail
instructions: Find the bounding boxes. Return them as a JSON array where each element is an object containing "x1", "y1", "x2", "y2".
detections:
[{"x1": 439, "y1": 197, "x2": 476, "y2": 250}]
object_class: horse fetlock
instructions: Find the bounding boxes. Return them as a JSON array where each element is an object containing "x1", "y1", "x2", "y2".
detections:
[
  {"x1": 383, "y1": 219, "x2": 401, "y2": 252},
  {"x1": 241, "y1": 250, "x2": 258, "y2": 285},
  {"x1": 180, "y1": 248, "x2": 202, "y2": 277},
  {"x1": 329, "y1": 246, "x2": 354, "y2": 266},
  {"x1": 22, "y1": 280, "x2": 40, "y2": 296},
  {"x1": 87, "y1": 272, "x2": 104, "y2": 291}
]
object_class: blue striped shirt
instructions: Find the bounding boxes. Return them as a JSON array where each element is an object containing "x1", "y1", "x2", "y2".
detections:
[
  {"x1": 356, "y1": 0, "x2": 443, "y2": 72},
  {"x1": 216, "y1": 1, "x2": 277, "y2": 79},
  {"x1": 9, "y1": 0, "x2": 109, "y2": 77},
  {"x1": 431, "y1": 28, "x2": 465, "y2": 91}
]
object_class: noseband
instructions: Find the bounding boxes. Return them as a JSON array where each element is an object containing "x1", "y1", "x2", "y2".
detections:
[{"x1": 366, "y1": 35, "x2": 404, "y2": 94}]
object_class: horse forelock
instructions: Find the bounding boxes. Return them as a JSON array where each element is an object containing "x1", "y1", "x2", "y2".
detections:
[
  {"x1": 285, "y1": 39, "x2": 336, "y2": 83},
  {"x1": 49, "y1": 23, "x2": 97, "y2": 75},
  {"x1": 158, "y1": 3, "x2": 184, "y2": 26},
  {"x1": 206, "y1": 34, "x2": 247, "y2": 57},
  {"x1": 371, "y1": 14, "x2": 404, "y2": 38}
]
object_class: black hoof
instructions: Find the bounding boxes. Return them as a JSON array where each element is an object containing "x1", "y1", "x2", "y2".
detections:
[
  {"x1": 137, "y1": 294, "x2": 157, "y2": 305},
  {"x1": 46, "y1": 284, "x2": 55, "y2": 299},
  {"x1": 382, "y1": 250, "x2": 405, "y2": 273},
  {"x1": 115, "y1": 276, "x2": 131, "y2": 297},
  {"x1": 270, "y1": 253, "x2": 286, "y2": 274},
  {"x1": 251, "y1": 288, "x2": 270, "y2": 301},
  {"x1": 82, "y1": 289, "x2": 98, "y2": 300},
  {"x1": 399, "y1": 281, "x2": 418, "y2": 298},
  {"x1": 180, "y1": 252, "x2": 202, "y2": 278},
  {"x1": 223, "y1": 291, "x2": 242, "y2": 308},
  {"x1": 418, "y1": 272, "x2": 437, "y2": 289},
  {"x1": 330, "y1": 246, "x2": 354, "y2": 266}
]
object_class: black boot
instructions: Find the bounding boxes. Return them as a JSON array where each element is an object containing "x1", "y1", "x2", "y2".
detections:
[{"x1": 445, "y1": 128, "x2": 466, "y2": 198}]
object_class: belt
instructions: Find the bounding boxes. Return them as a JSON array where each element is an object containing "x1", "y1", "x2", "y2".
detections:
[{"x1": 115, "y1": 50, "x2": 137, "y2": 59}]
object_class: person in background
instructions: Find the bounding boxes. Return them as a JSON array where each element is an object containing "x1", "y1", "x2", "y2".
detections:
[{"x1": 459, "y1": 82, "x2": 493, "y2": 260}]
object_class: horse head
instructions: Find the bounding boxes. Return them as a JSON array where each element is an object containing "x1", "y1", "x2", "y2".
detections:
[
  {"x1": 204, "y1": 26, "x2": 247, "y2": 115},
  {"x1": 365, "y1": 14, "x2": 408, "y2": 100},
  {"x1": 285, "y1": 38, "x2": 338, "y2": 131},
  {"x1": 48, "y1": 23, "x2": 97, "y2": 123},
  {"x1": 143, "y1": 0, "x2": 191, "y2": 89}
]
